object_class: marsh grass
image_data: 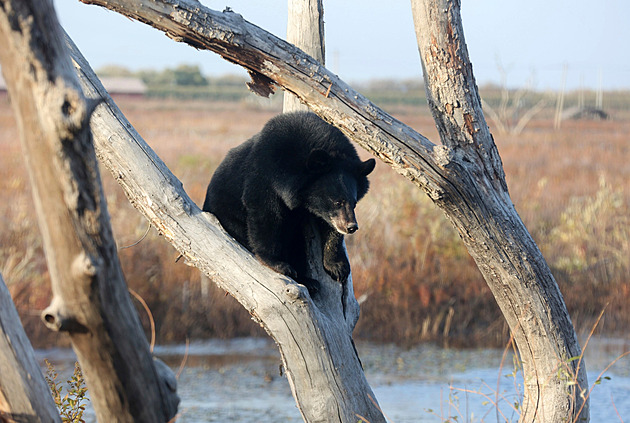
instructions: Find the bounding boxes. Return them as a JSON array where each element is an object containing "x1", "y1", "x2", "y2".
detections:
[{"x1": 1, "y1": 97, "x2": 629, "y2": 347}]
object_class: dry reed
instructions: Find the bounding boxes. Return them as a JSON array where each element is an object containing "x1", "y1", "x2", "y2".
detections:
[{"x1": 1, "y1": 97, "x2": 629, "y2": 347}]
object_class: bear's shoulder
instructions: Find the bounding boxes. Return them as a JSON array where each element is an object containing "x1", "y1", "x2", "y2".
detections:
[{"x1": 252, "y1": 112, "x2": 361, "y2": 166}]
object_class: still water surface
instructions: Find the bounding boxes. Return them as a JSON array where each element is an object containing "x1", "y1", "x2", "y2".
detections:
[{"x1": 38, "y1": 337, "x2": 630, "y2": 422}]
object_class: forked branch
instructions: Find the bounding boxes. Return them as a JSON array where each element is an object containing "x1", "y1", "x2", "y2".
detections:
[{"x1": 72, "y1": 0, "x2": 589, "y2": 421}]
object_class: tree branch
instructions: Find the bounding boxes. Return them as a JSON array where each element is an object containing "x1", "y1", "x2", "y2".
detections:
[
  {"x1": 73, "y1": 0, "x2": 589, "y2": 421},
  {"x1": 64, "y1": 33, "x2": 383, "y2": 423},
  {"x1": 0, "y1": 1, "x2": 178, "y2": 421},
  {"x1": 0, "y1": 273, "x2": 61, "y2": 422},
  {"x1": 78, "y1": 0, "x2": 445, "y2": 193}
]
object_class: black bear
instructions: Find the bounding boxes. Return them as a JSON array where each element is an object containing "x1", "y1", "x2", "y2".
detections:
[{"x1": 203, "y1": 112, "x2": 375, "y2": 294}]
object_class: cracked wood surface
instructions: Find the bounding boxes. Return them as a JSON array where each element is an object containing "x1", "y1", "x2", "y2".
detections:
[{"x1": 411, "y1": 1, "x2": 588, "y2": 421}]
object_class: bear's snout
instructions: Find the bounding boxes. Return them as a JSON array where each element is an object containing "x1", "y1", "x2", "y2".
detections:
[
  {"x1": 346, "y1": 222, "x2": 358, "y2": 234},
  {"x1": 333, "y1": 220, "x2": 358, "y2": 235},
  {"x1": 331, "y1": 206, "x2": 359, "y2": 235}
]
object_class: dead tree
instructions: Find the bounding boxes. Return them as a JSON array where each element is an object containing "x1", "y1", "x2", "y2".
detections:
[
  {"x1": 0, "y1": 273, "x2": 61, "y2": 422},
  {"x1": 0, "y1": 0, "x2": 589, "y2": 421},
  {"x1": 410, "y1": 2, "x2": 588, "y2": 420},
  {"x1": 66, "y1": 34, "x2": 385, "y2": 423},
  {"x1": 283, "y1": 0, "x2": 325, "y2": 112},
  {"x1": 75, "y1": 0, "x2": 589, "y2": 421},
  {"x1": 0, "y1": 1, "x2": 178, "y2": 421}
]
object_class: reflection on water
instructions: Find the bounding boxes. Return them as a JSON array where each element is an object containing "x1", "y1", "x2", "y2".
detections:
[{"x1": 36, "y1": 337, "x2": 630, "y2": 422}]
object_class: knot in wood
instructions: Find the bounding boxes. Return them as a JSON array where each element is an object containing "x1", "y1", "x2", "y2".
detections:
[
  {"x1": 154, "y1": 358, "x2": 178, "y2": 392},
  {"x1": 41, "y1": 297, "x2": 88, "y2": 333},
  {"x1": 71, "y1": 252, "x2": 101, "y2": 286},
  {"x1": 284, "y1": 283, "x2": 305, "y2": 302},
  {"x1": 433, "y1": 144, "x2": 452, "y2": 167},
  {"x1": 153, "y1": 358, "x2": 181, "y2": 419},
  {"x1": 48, "y1": 83, "x2": 89, "y2": 140}
]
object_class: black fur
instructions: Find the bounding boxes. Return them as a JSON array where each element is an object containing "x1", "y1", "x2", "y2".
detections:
[{"x1": 203, "y1": 112, "x2": 375, "y2": 293}]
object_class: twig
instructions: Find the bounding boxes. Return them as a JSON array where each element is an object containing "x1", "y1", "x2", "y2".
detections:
[
  {"x1": 611, "y1": 393, "x2": 624, "y2": 423},
  {"x1": 118, "y1": 223, "x2": 151, "y2": 250},
  {"x1": 129, "y1": 288, "x2": 156, "y2": 352},
  {"x1": 176, "y1": 338, "x2": 190, "y2": 380}
]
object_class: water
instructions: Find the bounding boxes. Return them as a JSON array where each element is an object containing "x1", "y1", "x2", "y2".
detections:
[{"x1": 37, "y1": 337, "x2": 630, "y2": 422}]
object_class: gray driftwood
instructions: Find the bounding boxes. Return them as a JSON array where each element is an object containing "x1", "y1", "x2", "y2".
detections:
[
  {"x1": 0, "y1": 1, "x2": 178, "y2": 422},
  {"x1": 282, "y1": 4, "x2": 383, "y2": 418},
  {"x1": 65, "y1": 35, "x2": 383, "y2": 422},
  {"x1": 77, "y1": 0, "x2": 590, "y2": 421},
  {"x1": 0, "y1": 273, "x2": 61, "y2": 422}
]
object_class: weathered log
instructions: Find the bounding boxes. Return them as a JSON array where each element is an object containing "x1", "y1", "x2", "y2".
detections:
[
  {"x1": 410, "y1": 1, "x2": 588, "y2": 420},
  {"x1": 0, "y1": 273, "x2": 61, "y2": 423},
  {"x1": 0, "y1": 1, "x2": 179, "y2": 421},
  {"x1": 64, "y1": 34, "x2": 383, "y2": 423},
  {"x1": 77, "y1": 0, "x2": 436, "y2": 189},
  {"x1": 75, "y1": 1, "x2": 589, "y2": 421}
]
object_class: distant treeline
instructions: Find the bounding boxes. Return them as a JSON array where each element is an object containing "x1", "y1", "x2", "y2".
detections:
[{"x1": 97, "y1": 64, "x2": 630, "y2": 111}]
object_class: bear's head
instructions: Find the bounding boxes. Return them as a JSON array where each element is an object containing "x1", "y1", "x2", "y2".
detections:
[{"x1": 303, "y1": 150, "x2": 376, "y2": 235}]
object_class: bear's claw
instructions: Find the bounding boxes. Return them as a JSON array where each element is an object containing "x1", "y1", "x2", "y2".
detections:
[{"x1": 323, "y1": 259, "x2": 350, "y2": 283}]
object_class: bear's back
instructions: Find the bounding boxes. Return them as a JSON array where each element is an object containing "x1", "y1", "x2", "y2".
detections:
[
  {"x1": 251, "y1": 112, "x2": 361, "y2": 174},
  {"x1": 202, "y1": 139, "x2": 254, "y2": 246}
]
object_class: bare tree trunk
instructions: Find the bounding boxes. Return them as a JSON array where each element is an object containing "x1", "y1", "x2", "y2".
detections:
[
  {"x1": 283, "y1": 0, "x2": 325, "y2": 112},
  {"x1": 280, "y1": 4, "x2": 381, "y2": 419},
  {"x1": 0, "y1": 1, "x2": 178, "y2": 422},
  {"x1": 411, "y1": 1, "x2": 588, "y2": 421},
  {"x1": 0, "y1": 273, "x2": 62, "y2": 423},
  {"x1": 73, "y1": 1, "x2": 588, "y2": 421}
]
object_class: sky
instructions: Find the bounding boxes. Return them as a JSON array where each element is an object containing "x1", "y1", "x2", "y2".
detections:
[{"x1": 51, "y1": 0, "x2": 630, "y2": 91}]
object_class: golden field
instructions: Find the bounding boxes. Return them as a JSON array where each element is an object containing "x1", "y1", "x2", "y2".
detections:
[{"x1": 1, "y1": 95, "x2": 629, "y2": 348}]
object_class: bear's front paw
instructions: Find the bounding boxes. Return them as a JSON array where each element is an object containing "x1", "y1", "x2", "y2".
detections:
[
  {"x1": 323, "y1": 258, "x2": 350, "y2": 282},
  {"x1": 258, "y1": 257, "x2": 298, "y2": 280}
]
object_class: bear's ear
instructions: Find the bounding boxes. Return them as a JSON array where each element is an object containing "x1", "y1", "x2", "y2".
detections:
[
  {"x1": 306, "y1": 149, "x2": 331, "y2": 173},
  {"x1": 359, "y1": 158, "x2": 376, "y2": 176}
]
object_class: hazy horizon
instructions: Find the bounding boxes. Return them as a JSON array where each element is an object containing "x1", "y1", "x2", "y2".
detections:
[{"x1": 38, "y1": 1, "x2": 630, "y2": 92}]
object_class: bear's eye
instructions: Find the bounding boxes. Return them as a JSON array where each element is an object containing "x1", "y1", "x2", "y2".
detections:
[{"x1": 333, "y1": 200, "x2": 343, "y2": 208}]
